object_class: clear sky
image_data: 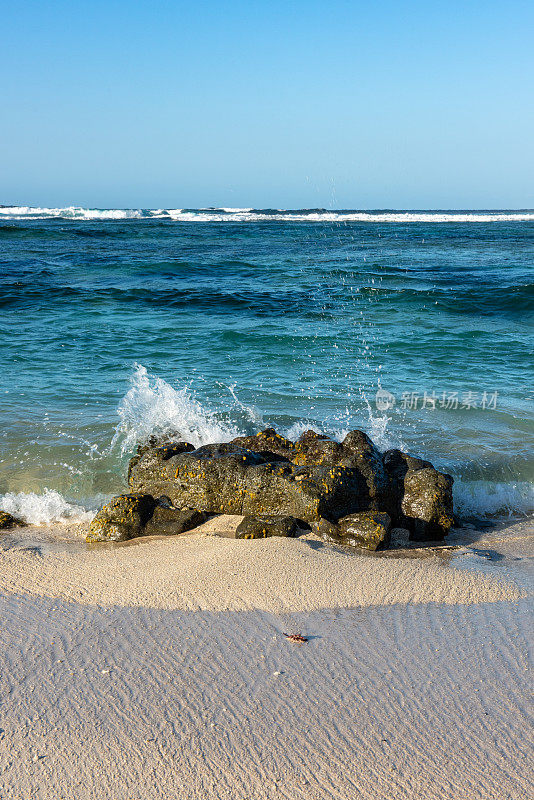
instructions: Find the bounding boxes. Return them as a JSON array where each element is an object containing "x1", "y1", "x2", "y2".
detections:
[{"x1": 2, "y1": 0, "x2": 533, "y2": 209}]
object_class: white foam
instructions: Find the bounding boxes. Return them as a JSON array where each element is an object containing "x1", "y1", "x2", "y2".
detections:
[
  {"x1": 1, "y1": 206, "x2": 533, "y2": 222},
  {"x1": 0, "y1": 206, "x2": 144, "y2": 220},
  {"x1": 111, "y1": 364, "x2": 242, "y2": 455},
  {"x1": 146, "y1": 210, "x2": 534, "y2": 223},
  {"x1": 454, "y1": 481, "x2": 534, "y2": 518},
  {"x1": 283, "y1": 421, "x2": 323, "y2": 441},
  {"x1": 0, "y1": 489, "x2": 93, "y2": 525}
]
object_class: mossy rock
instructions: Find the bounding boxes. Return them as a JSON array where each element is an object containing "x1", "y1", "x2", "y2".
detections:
[
  {"x1": 402, "y1": 468, "x2": 454, "y2": 540},
  {"x1": 128, "y1": 440, "x2": 372, "y2": 523},
  {"x1": 236, "y1": 515, "x2": 300, "y2": 539},
  {"x1": 87, "y1": 494, "x2": 208, "y2": 543},
  {"x1": 231, "y1": 428, "x2": 295, "y2": 459},
  {"x1": 0, "y1": 511, "x2": 25, "y2": 530},
  {"x1": 87, "y1": 493, "x2": 157, "y2": 543},
  {"x1": 315, "y1": 512, "x2": 391, "y2": 551},
  {"x1": 382, "y1": 449, "x2": 454, "y2": 540},
  {"x1": 125, "y1": 428, "x2": 455, "y2": 547}
]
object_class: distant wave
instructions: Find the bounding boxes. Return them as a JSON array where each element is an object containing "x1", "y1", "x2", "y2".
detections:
[
  {"x1": 1, "y1": 206, "x2": 534, "y2": 222},
  {"x1": 0, "y1": 206, "x2": 146, "y2": 220}
]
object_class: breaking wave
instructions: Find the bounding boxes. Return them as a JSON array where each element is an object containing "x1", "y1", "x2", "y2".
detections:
[
  {"x1": 1, "y1": 206, "x2": 534, "y2": 222},
  {"x1": 0, "y1": 489, "x2": 94, "y2": 525},
  {"x1": 454, "y1": 481, "x2": 534, "y2": 518},
  {"x1": 111, "y1": 364, "x2": 242, "y2": 455}
]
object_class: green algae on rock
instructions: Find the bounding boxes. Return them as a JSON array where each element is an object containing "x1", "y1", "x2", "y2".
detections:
[
  {"x1": 382, "y1": 449, "x2": 454, "y2": 540},
  {"x1": 236, "y1": 515, "x2": 300, "y2": 540},
  {"x1": 142, "y1": 506, "x2": 208, "y2": 538},
  {"x1": 127, "y1": 433, "x2": 385, "y2": 523},
  {"x1": 0, "y1": 511, "x2": 25, "y2": 530},
  {"x1": 87, "y1": 493, "x2": 158, "y2": 542},
  {"x1": 402, "y1": 468, "x2": 454, "y2": 541},
  {"x1": 315, "y1": 512, "x2": 391, "y2": 551},
  {"x1": 87, "y1": 493, "x2": 209, "y2": 543}
]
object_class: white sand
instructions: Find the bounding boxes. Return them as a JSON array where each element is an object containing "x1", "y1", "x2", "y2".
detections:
[
  {"x1": 0, "y1": 517, "x2": 532, "y2": 799},
  {"x1": 0, "y1": 517, "x2": 525, "y2": 611}
]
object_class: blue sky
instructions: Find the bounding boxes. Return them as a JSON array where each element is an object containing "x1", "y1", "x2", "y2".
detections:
[{"x1": 2, "y1": 1, "x2": 533, "y2": 208}]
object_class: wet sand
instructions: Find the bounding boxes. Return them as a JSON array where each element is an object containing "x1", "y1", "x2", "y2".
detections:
[{"x1": 0, "y1": 518, "x2": 532, "y2": 799}]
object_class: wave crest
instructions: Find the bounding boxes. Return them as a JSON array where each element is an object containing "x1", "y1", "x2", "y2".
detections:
[
  {"x1": 0, "y1": 489, "x2": 93, "y2": 525},
  {"x1": 454, "y1": 481, "x2": 534, "y2": 518},
  {"x1": 111, "y1": 364, "x2": 242, "y2": 454},
  {"x1": 1, "y1": 206, "x2": 533, "y2": 222}
]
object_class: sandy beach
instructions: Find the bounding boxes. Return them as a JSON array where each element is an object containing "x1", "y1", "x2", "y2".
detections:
[{"x1": 0, "y1": 518, "x2": 532, "y2": 800}]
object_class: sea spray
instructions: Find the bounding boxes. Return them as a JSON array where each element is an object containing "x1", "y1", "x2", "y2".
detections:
[
  {"x1": 111, "y1": 364, "x2": 243, "y2": 454},
  {"x1": 225, "y1": 383, "x2": 265, "y2": 428},
  {"x1": 110, "y1": 366, "x2": 396, "y2": 453}
]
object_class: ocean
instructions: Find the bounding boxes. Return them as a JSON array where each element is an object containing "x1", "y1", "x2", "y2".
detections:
[{"x1": 0, "y1": 206, "x2": 532, "y2": 524}]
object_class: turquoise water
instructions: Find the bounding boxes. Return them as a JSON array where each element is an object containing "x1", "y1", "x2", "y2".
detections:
[{"x1": 0, "y1": 207, "x2": 533, "y2": 522}]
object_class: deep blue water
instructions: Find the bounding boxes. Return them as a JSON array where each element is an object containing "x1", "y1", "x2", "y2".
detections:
[{"x1": 0, "y1": 208, "x2": 533, "y2": 522}]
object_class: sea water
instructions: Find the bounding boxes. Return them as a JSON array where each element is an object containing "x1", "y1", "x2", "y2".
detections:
[{"x1": 0, "y1": 207, "x2": 532, "y2": 523}]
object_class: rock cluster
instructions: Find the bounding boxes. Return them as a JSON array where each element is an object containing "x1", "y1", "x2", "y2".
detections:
[
  {"x1": 86, "y1": 494, "x2": 208, "y2": 543},
  {"x1": 88, "y1": 427, "x2": 454, "y2": 550},
  {"x1": 0, "y1": 511, "x2": 24, "y2": 530}
]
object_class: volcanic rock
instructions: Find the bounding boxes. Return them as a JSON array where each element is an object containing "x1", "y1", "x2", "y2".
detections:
[
  {"x1": 0, "y1": 511, "x2": 25, "y2": 530},
  {"x1": 315, "y1": 511, "x2": 391, "y2": 550},
  {"x1": 236, "y1": 515, "x2": 300, "y2": 539}
]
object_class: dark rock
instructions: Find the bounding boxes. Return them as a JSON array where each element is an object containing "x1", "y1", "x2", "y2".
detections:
[
  {"x1": 86, "y1": 492, "x2": 207, "y2": 542},
  {"x1": 142, "y1": 506, "x2": 208, "y2": 537},
  {"x1": 339, "y1": 512, "x2": 391, "y2": 549},
  {"x1": 127, "y1": 439, "x2": 194, "y2": 483},
  {"x1": 234, "y1": 429, "x2": 390, "y2": 518},
  {"x1": 389, "y1": 527, "x2": 411, "y2": 548},
  {"x1": 313, "y1": 517, "x2": 342, "y2": 542},
  {"x1": 230, "y1": 428, "x2": 295, "y2": 459},
  {"x1": 128, "y1": 442, "x2": 370, "y2": 523},
  {"x1": 383, "y1": 448, "x2": 433, "y2": 481},
  {"x1": 116, "y1": 427, "x2": 455, "y2": 547},
  {"x1": 292, "y1": 430, "x2": 339, "y2": 466},
  {"x1": 402, "y1": 468, "x2": 454, "y2": 541},
  {"x1": 138, "y1": 432, "x2": 195, "y2": 456},
  {"x1": 315, "y1": 511, "x2": 391, "y2": 550},
  {"x1": 190, "y1": 442, "x2": 264, "y2": 462},
  {"x1": 298, "y1": 429, "x2": 330, "y2": 443},
  {"x1": 382, "y1": 449, "x2": 453, "y2": 540},
  {"x1": 0, "y1": 511, "x2": 25, "y2": 530},
  {"x1": 340, "y1": 430, "x2": 389, "y2": 508},
  {"x1": 292, "y1": 429, "x2": 389, "y2": 509},
  {"x1": 231, "y1": 428, "x2": 389, "y2": 512},
  {"x1": 156, "y1": 442, "x2": 196, "y2": 460},
  {"x1": 236, "y1": 515, "x2": 300, "y2": 539},
  {"x1": 87, "y1": 493, "x2": 157, "y2": 542}
]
